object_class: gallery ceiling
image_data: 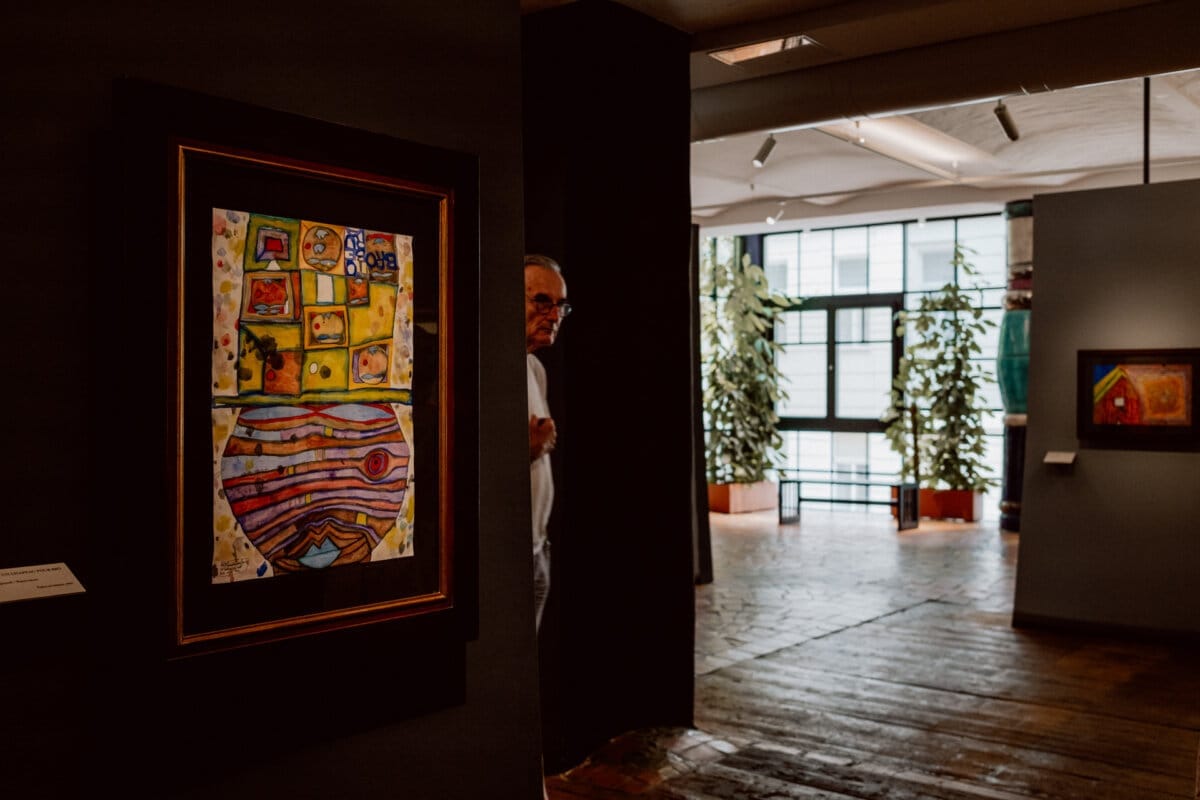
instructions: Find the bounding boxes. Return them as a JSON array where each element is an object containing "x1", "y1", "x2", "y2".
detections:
[{"x1": 520, "y1": 0, "x2": 1200, "y2": 232}]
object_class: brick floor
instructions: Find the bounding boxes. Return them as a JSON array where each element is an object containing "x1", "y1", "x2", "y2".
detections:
[{"x1": 548, "y1": 507, "x2": 1021, "y2": 798}]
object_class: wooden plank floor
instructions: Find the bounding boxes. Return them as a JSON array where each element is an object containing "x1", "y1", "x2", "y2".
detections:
[{"x1": 547, "y1": 509, "x2": 1200, "y2": 799}]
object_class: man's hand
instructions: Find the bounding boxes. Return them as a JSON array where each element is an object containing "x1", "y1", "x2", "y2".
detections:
[{"x1": 530, "y1": 414, "x2": 557, "y2": 462}]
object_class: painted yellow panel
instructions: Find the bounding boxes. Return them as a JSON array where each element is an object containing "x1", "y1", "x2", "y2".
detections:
[
  {"x1": 301, "y1": 271, "x2": 350, "y2": 305},
  {"x1": 349, "y1": 283, "x2": 398, "y2": 344},
  {"x1": 242, "y1": 322, "x2": 303, "y2": 351},
  {"x1": 302, "y1": 349, "x2": 349, "y2": 392},
  {"x1": 237, "y1": 331, "x2": 264, "y2": 393}
]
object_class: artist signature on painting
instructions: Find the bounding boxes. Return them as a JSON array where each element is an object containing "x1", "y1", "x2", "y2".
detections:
[{"x1": 214, "y1": 557, "x2": 249, "y2": 581}]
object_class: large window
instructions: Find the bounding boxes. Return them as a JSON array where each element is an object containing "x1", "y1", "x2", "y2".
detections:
[
  {"x1": 774, "y1": 296, "x2": 902, "y2": 428},
  {"x1": 765, "y1": 224, "x2": 905, "y2": 296},
  {"x1": 731, "y1": 213, "x2": 1006, "y2": 518}
]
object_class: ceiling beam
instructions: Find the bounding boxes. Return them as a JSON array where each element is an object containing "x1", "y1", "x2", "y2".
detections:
[{"x1": 691, "y1": 0, "x2": 1200, "y2": 142}]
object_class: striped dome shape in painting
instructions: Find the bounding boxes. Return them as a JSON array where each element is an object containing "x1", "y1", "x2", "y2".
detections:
[{"x1": 220, "y1": 403, "x2": 409, "y2": 574}]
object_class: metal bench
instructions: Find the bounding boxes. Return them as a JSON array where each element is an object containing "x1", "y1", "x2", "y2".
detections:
[{"x1": 777, "y1": 471, "x2": 919, "y2": 530}]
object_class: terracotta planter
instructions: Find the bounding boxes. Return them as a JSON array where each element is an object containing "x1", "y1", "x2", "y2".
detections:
[
  {"x1": 918, "y1": 488, "x2": 984, "y2": 522},
  {"x1": 891, "y1": 487, "x2": 984, "y2": 522},
  {"x1": 707, "y1": 480, "x2": 777, "y2": 514}
]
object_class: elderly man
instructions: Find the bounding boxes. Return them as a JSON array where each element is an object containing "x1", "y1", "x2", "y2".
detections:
[{"x1": 525, "y1": 254, "x2": 570, "y2": 633}]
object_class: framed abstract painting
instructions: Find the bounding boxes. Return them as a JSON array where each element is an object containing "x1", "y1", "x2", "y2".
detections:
[
  {"x1": 1077, "y1": 348, "x2": 1200, "y2": 450},
  {"x1": 116, "y1": 80, "x2": 479, "y2": 657}
]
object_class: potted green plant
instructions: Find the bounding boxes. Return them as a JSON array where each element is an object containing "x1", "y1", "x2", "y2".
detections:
[
  {"x1": 701, "y1": 246, "x2": 792, "y2": 513},
  {"x1": 883, "y1": 243, "x2": 997, "y2": 521}
]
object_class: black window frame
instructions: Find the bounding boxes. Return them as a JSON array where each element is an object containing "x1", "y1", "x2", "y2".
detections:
[{"x1": 775, "y1": 293, "x2": 904, "y2": 434}]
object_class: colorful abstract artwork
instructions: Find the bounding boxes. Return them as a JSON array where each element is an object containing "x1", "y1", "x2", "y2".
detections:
[
  {"x1": 1091, "y1": 362, "x2": 1192, "y2": 427},
  {"x1": 136, "y1": 88, "x2": 477, "y2": 656},
  {"x1": 211, "y1": 208, "x2": 416, "y2": 583},
  {"x1": 1077, "y1": 349, "x2": 1200, "y2": 449}
]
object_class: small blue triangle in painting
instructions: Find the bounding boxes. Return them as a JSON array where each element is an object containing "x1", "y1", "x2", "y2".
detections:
[{"x1": 298, "y1": 539, "x2": 341, "y2": 570}]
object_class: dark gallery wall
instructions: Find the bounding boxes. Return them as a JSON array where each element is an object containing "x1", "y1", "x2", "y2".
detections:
[
  {"x1": 1014, "y1": 179, "x2": 1200, "y2": 636},
  {"x1": 2, "y1": 2, "x2": 545, "y2": 799},
  {"x1": 523, "y1": 0, "x2": 697, "y2": 774}
]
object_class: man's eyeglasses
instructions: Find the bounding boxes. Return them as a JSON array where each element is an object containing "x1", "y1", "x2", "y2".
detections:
[{"x1": 527, "y1": 293, "x2": 573, "y2": 318}]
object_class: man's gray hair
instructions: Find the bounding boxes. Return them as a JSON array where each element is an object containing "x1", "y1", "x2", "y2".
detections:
[{"x1": 524, "y1": 253, "x2": 562, "y2": 273}]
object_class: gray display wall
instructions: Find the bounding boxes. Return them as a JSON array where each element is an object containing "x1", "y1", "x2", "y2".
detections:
[{"x1": 1013, "y1": 179, "x2": 1200, "y2": 636}]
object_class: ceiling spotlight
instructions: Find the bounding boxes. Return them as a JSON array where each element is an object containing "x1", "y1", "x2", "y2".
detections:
[
  {"x1": 994, "y1": 99, "x2": 1019, "y2": 141},
  {"x1": 766, "y1": 202, "x2": 786, "y2": 225},
  {"x1": 752, "y1": 134, "x2": 776, "y2": 168}
]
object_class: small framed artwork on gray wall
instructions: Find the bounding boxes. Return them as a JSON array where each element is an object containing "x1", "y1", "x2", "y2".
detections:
[{"x1": 1077, "y1": 348, "x2": 1200, "y2": 450}]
